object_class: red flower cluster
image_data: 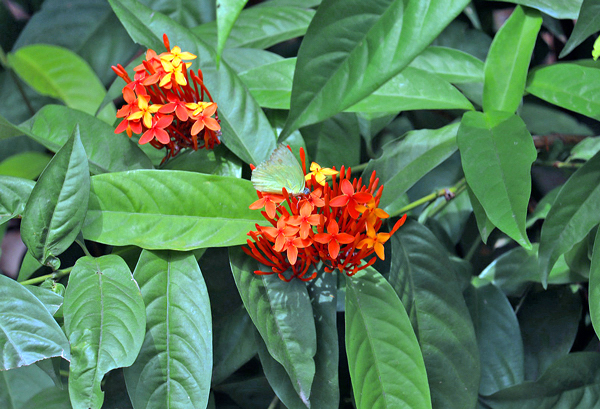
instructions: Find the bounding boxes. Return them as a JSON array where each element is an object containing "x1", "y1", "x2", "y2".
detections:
[
  {"x1": 244, "y1": 148, "x2": 406, "y2": 281},
  {"x1": 111, "y1": 34, "x2": 221, "y2": 161}
]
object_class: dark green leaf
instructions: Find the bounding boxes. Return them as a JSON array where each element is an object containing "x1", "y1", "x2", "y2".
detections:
[
  {"x1": 229, "y1": 247, "x2": 316, "y2": 404},
  {"x1": 24, "y1": 285, "x2": 63, "y2": 316},
  {"x1": 138, "y1": 0, "x2": 216, "y2": 26},
  {"x1": 0, "y1": 274, "x2": 70, "y2": 371},
  {"x1": 21, "y1": 128, "x2": 90, "y2": 269},
  {"x1": 0, "y1": 113, "x2": 24, "y2": 141},
  {"x1": 468, "y1": 184, "x2": 496, "y2": 243},
  {"x1": 518, "y1": 287, "x2": 582, "y2": 381},
  {"x1": 483, "y1": 6, "x2": 542, "y2": 113},
  {"x1": 458, "y1": 111, "x2": 536, "y2": 248},
  {"x1": 0, "y1": 364, "x2": 57, "y2": 409},
  {"x1": 591, "y1": 227, "x2": 600, "y2": 340},
  {"x1": 538, "y1": 151, "x2": 600, "y2": 284},
  {"x1": 17, "y1": 251, "x2": 44, "y2": 282},
  {"x1": 526, "y1": 62, "x2": 600, "y2": 122},
  {"x1": 63, "y1": 255, "x2": 146, "y2": 409},
  {"x1": 162, "y1": 145, "x2": 242, "y2": 177},
  {"x1": 125, "y1": 250, "x2": 212, "y2": 409},
  {"x1": 19, "y1": 105, "x2": 153, "y2": 174},
  {"x1": 301, "y1": 113, "x2": 360, "y2": 168},
  {"x1": 520, "y1": 102, "x2": 593, "y2": 139},
  {"x1": 0, "y1": 152, "x2": 51, "y2": 180},
  {"x1": 7, "y1": 45, "x2": 106, "y2": 116},
  {"x1": 408, "y1": 46, "x2": 484, "y2": 83},
  {"x1": 216, "y1": 0, "x2": 249, "y2": 63},
  {"x1": 560, "y1": 0, "x2": 600, "y2": 58},
  {"x1": 389, "y1": 219, "x2": 480, "y2": 409},
  {"x1": 465, "y1": 284, "x2": 524, "y2": 395},
  {"x1": 83, "y1": 170, "x2": 265, "y2": 249},
  {"x1": 488, "y1": 0, "x2": 583, "y2": 19},
  {"x1": 20, "y1": 387, "x2": 72, "y2": 409},
  {"x1": 481, "y1": 352, "x2": 600, "y2": 408},
  {"x1": 109, "y1": 0, "x2": 277, "y2": 165},
  {"x1": 526, "y1": 186, "x2": 560, "y2": 228},
  {"x1": 0, "y1": 176, "x2": 35, "y2": 226},
  {"x1": 281, "y1": 0, "x2": 471, "y2": 136},
  {"x1": 345, "y1": 267, "x2": 431, "y2": 409},
  {"x1": 364, "y1": 122, "x2": 459, "y2": 214}
]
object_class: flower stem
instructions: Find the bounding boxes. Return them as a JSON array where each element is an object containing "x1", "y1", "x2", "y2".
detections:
[
  {"x1": 20, "y1": 267, "x2": 72, "y2": 286},
  {"x1": 535, "y1": 160, "x2": 583, "y2": 169},
  {"x1": 390, "y1": 178, "x2": 466, "y2": 218}
]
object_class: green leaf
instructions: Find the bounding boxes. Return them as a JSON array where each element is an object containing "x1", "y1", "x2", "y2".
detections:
[
  {"x1": 363, "y1": 122, "x2": 459, "y2": 215},
  {"x1": 0, "y1": 364, "x2": 57, "y2": 409},
  {"x1": 481, "y1": 352, "x2": 600, "y2": 408},
  {"x1": 17, "y1": 251, "x2": 44, "y2": 282},
  {"x1": 560, "y1": 0, "x2": 600, "y2": 58},
  {"x1": 0, "y1": 274, "x2": 70, "y2": 371},
  {"x1": 222, "y1": 48, "x2": 283, "y2": 73},
  {"x1": 345, "y1": 267, "x2": 431, "y2": 409},
  {"x1": 0, "y1": 152, "x2": 51, "y2": 180},
  {"x1": 590, "y1": 227, "x2": 600, "y2": 340},
  {"x1": 0, "y1": 113, "x2": 24, "y2": 140},
  {"x1": 488, "y1": 0, "x2": 583, "y2": 19},
  {"x1": 468, "y1": 184, "x2": 496, "y2": 243},
  {"x1": 526, "y1": 186, "x2": 560, "y2": 228},
  {"x1": 569, "y1": 136, "x2": 600, "y2": 162},
  {"x1": 7, "y1": 44, "x2": 107, "y2": 116},
  {"x1": 229, "y1": 247, "x2": 316, "y2": 404},
  {"x1": 281, "y1": 0, "x2": 471, "y2": 137},
  {"x1": 194, "y1": 6, "x2": 315, "y2": 50},
  {"x1": 0, "y1": 176, "x2": 35, "y2": 226},
  {"x1": 19, "y1": 105, "x2": 153, "y2": 174},
  {"x1": 408, "y1": 46, "x2": 484, "y2": 83},
  {"x1": 538, "y1": 151, "x2": 600, "y2": 284},
  {"x1": 138, "y1": 0, "x2": 216, "y2": 26},
  {"x1": 238, "y1": 58, "x2": 294, "y2": 109},
  {"x1": 346, "y1": 67, "x2": 474, "y2": 113},
  {"x1": 162, "y1": 145, "x2": 242, "y2": 177},
  {"x1": 125, "y1": 250, "x2": 212, "y2": 409},
  {"x1": 21, "y1": 128, "x2": 90, "y2": 269},
  {"x1": 24, "y1": 285, "x2": 64, "y2": 316},
  {"x1": 483, "y1": 6, "x2": 542, "y2": 113},
  {"x1": 301, "y1": 113, "x2": 360, "y2": 168},
  {"x1": 518, "y1": 286, "x2": 582, "y2": 381},
  {"x1": 389, "y1": 220, "x2": 480, "y2": 409},
  {"x1": 526, "y1": 62, "x2": 600, "y2": 121},
  {"x1": 458, "y1": 111, "x2": 536, "y2": 248},
  {"x1": 465, "y1": 284, "x2": 524, "y2": 395},
  {"x1": 63, "y1": 255, "x2": 145, "y2": 409},
  {"x1": 82, "y1": 170, "x2": 265, "y2": 249},
  {"x1": 109, "y1": 0, "x2": 277, "y2": 165},
  {"x1": 20, "y1": 387, "x2": 72, "y2": 409},
  {"x1": 520, "y1": 102, "x2": 593, "y2": 137},
  {"x1": 216, "y1": 0, "x2": 249, "y2": 64}
]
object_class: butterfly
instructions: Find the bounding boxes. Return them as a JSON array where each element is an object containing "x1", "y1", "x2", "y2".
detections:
[{"x1": 251, "y1": 144, "x2": 307, "y2": 195}]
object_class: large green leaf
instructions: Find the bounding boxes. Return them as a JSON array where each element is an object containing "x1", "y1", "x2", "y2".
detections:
[
  {"x1": 345, "y1": 267, "x2": 431, "y2": 409},
  {"x1": 216, "y1": 0, "x2": 248, "y2": 63},
  {"x1": 24, "y1": 285, "x2": 64, "y2": 317},
  {"x1": 465, "y1": 284, "x2": 524, "y2": 396},
  {"x1": 125, "y1": 250, "x2": 212, "y2": 409},
  {"x1": 0, "y1": 113, "x2": 24, "y2": 141},
  {"x1": 138, "y1": 0, "x2": 216, "y2": 26},
  {"x1": 0, "y1": 274, "x2": 70, "y2": 371},
  {"x1": 0, "y1": 152, "x2": 51, "y2": 180},
  {"x1": 526, "y1": 62, "x2": 600, "y2": 122},
  {"x1": 408, "y1": 46, "x2": 484, "y2": 83},
  {"x1": 19, "y1": 387, "x2": 72, "y2": 409},
  {"x1": 19, "y1": 105, "x2": 153, "y2": 174},
  {"x1": 488, "y1": 0, "x2": 583, "y2": 19},
  {"x1": 63, "y1": 255, "x2": 146, "y2": 409},
  {"x1": 21, "y1": 128, "x2": 90, "y2": 269},
  {"x1": 109, "y1": 0, "x2": 277, "y2": 165},
  {"x1": 301, "y1": 113, "x2": 360, "y2": 168},
  {"x1": 280, "y1": 0, "x2": 470, "y2": 137},
  {"x1": 0, "y1": 364, "x2": 57, "y2": 409},
  {"x1": 483, "y1": 6, "x2": 542, "y2": 114},
  {"x1": 363, "y1": 122, "x2": 459, "y2": 215},
  {"x1": 389, "y1": 220, "x2": 480, "y2": 409},
  {"x1": 193, "y1": 6, "x2": 315, "y2": 50},
  {"x1": 7, "y1": 44, "x2": 106, "y2": 116},
  {"x1": 560, "y1": 0, "x2": 600, "y2": 58},
  {"x1": 481, "y1": 352, "x2": 600, "y2": 408},
  {"x1": 0, "y1": 176, "x2": 35, "y2": 226},
  {"x1": 538, "y1": 151, "x2": 600, "y2": 284},
  {"x1": 458, "y1": 111, "x2": 535, "y2": 249},
  {"x1": 238, "y1": 58, "x2": 294, "y2": 109},
  {"x1": 229, "y1": 247, "x2": 316, "y2": 404},
  {"x1": 82, "y1": 170, "x2": 265, "y2": 249}
]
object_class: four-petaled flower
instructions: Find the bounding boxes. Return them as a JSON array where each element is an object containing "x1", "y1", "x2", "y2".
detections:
[
  {"x1": 314, "y1": 219, "x2": 355, "y2": 259},
  {"x1": 289, "y1": 202, "x2": 322, "y2": 239},
  {"x1": 139, "y1": 115, "x2": 173, "y2": 145}
]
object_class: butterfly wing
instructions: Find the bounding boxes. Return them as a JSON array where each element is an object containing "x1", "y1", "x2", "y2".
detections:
[{"x1": 251, "y1": 145, "x2": 305, "y2": 194}]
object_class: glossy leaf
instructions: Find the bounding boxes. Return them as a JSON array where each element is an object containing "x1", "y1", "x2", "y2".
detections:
[
  {"x1": 520, "y1": 102, "x2": 594, "y2": 136},
  {"x1": 216, "y1": 0, "x2": 248, "y2": 63},
  {"x1": 7, "y1": 44, "x2": 106, "y2": 116},
  {"x1": 569, "y1": 136, "x2": 600, "y2": 162},
  {"x1": 163, "y1": 145, "x2": 242, "y2": 177},
  {"x1": 21, "y1": 128, "x2": 90, "y2": 269},
  {"x1": 63, "y1": 255, "x2": 145, "y2": 409},
  {"x1": 194, "y1": 6, "x2": 315, "y2": 50},
  {"x1": 538, "y1": 151, "x2": 600, "y2": 284},
  {"x1": 0, "y1": 113, "x2": 24, "y2": 141},
  {"x1": 458, "y1": 111, "x2": 535, "y2": 249},
  {"x1": 0, "y1": 363, "x2": 57, "y2": 409},
  {"x1": 363, "y1": 122, "x2": 459, "y2": 214},
  {"x1": 138, "y1": 0, "x2": 216, "y2": 27},
  {"x1": 24, "y1": 285, "x2": 64, "y2": 316},
  {"x1": 20, "y1": 387, "x2": 72, "y2": 409},
  {"x1": 83, "y1": 170, "x2": 265, "y2": 249},
  {"x1": 0, "y1": 176, "x2": 35, "y2": 226},
  {"x1": 526, "y1": 62, "x2": 600, "y2": 122},
  {"x1": 481, "y1": 352, "x2": 600, "y2": 408},
  {"x1": 281, "y1": 0, "x2": 471, "y2": 137},
  {"x1": 19, "y1": 105, "x2": 153, "y2": 174},
  {"x1": 0, "y1": 152, "x2": 51, "y2": 180},
  {"x1": 408, "y1": 46, "x2": 484, "y2": 83},
  {"x1": 468, "y1": 184, "x2": 496, "y2": 243},
  {"x1": 0, "y1": 274, "x2": 70, "y2": 371},
  {"x1": 483, "y1": 6, "x2": 542, "y2": 114},
  {"x1": 488, "y1": 0, "x2": 583, "y2": 19},
  {"x1": 109, "y1": 0, "x2": 277, "y2": 165},
  {"x1": 560, "y1": 0, "x2": 600, "y2": 58},
  {"x1": 301, "y1": 113, "x2": 360, "y2": 168},
  {"x1": 222, "y1": 48, "x2": 283, "y2": 73},
  {"x1": 465, "y1": 284, "x2": 524, "y2": 395},
  {"x1": 238, "y1": 58, "x2": 294, "y2": 109},
  {"x1": 345, "y1": 267, "x2": 431, "y2": 409},
  {"x1": 125, "y1": 250, "x2": 212, "y2": 409},
  {"x1": 229, "y1": 247, "x2": 316, "y2": 404},
  {"x1": 389, "y1": 220, "x2": 480, "y2": 409}
]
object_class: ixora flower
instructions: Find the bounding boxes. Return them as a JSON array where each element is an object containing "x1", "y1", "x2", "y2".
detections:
[
  {"x1": 112, "y1": 34, "x2": 221, "y2": 161},
  {"x1": 244, "y1": 146, "x2": 407, "y2": 282}
]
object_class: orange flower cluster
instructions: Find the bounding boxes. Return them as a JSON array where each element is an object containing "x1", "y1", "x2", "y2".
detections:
[
  {"x1": 111, "y1": 34, "x2": 221, "y2": 161},
  {"x1": 244, "y1": 148, "x2": 406, "y2": 281}
]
